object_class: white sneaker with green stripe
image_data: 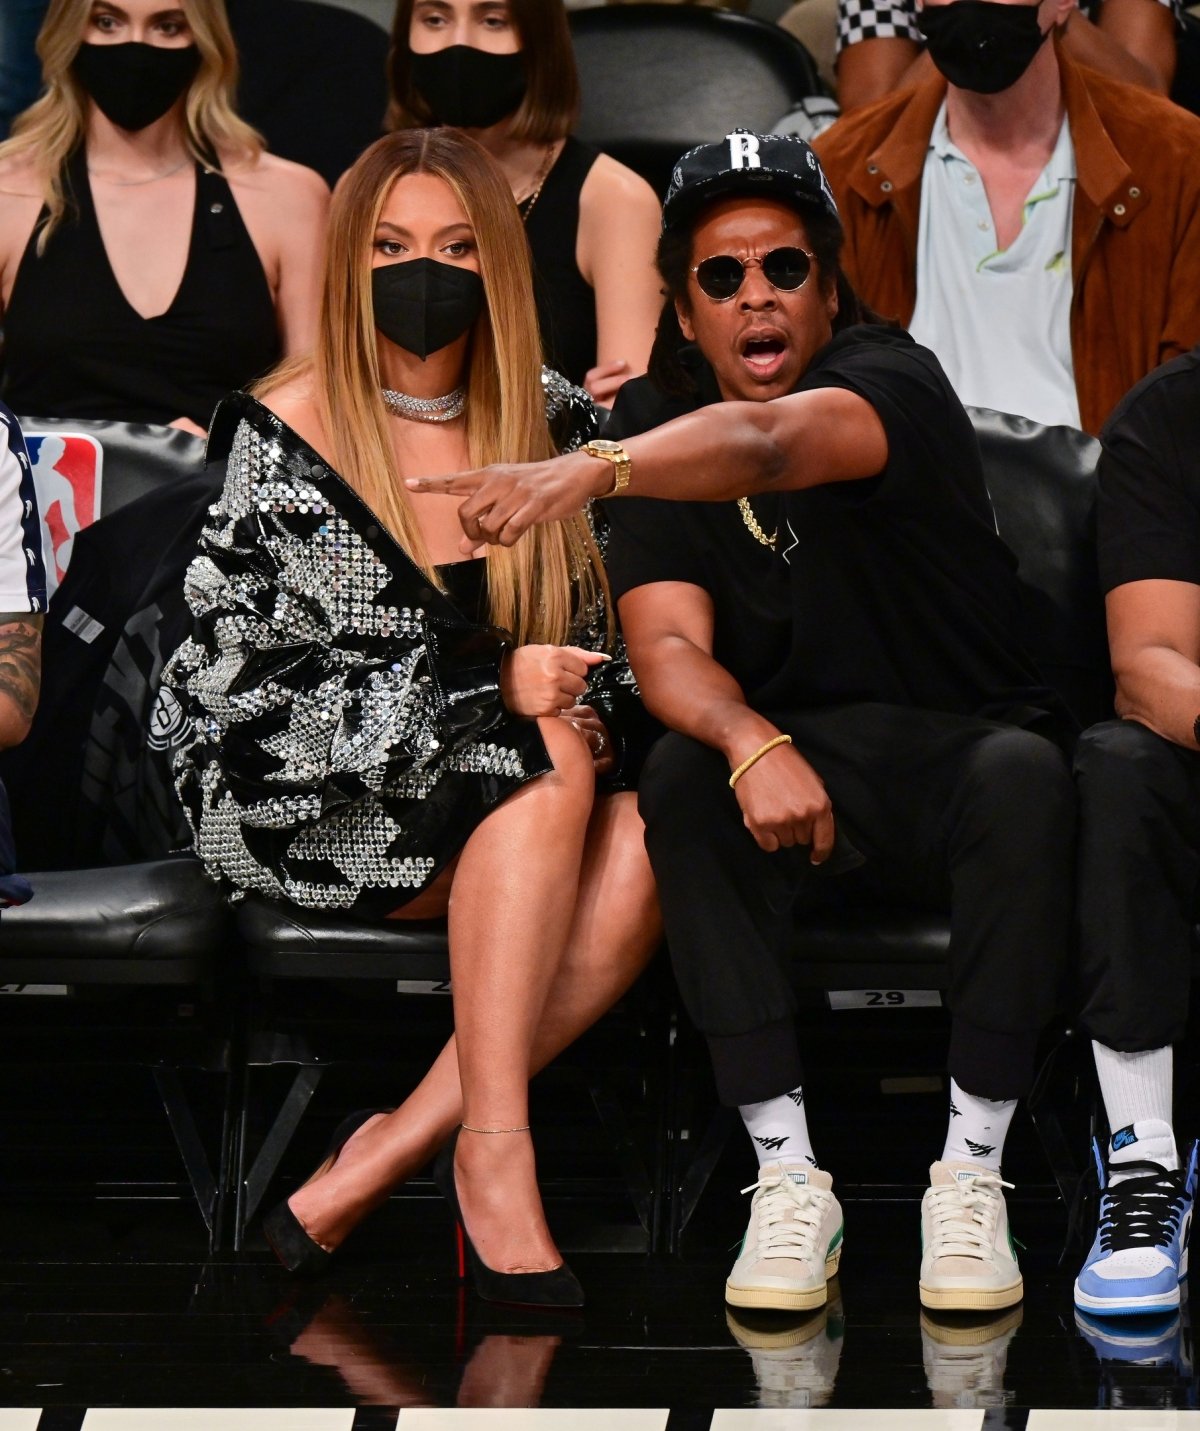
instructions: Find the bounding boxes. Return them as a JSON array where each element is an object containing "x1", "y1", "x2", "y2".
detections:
[
  {"x1": 725, "y1": 1163, "x2": 844, "y2": 1312},
  {"x1": 919, "y1": 1161, "x2": 1024, "y2": 1311}
]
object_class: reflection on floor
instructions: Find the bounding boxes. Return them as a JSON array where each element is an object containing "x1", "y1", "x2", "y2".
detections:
[
  {"x1": 1, "y1": 1004, "x2": 1196, "y2": 1421},
  {"x1": 0, "y1": 1191, "x2": 1194, "y2": 1422}
]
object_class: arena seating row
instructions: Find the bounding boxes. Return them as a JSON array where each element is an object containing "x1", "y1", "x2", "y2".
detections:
[
  {"x1": 0, "y1": 407, "x2": 1117, "y2": 1254},
  {"x1": 569, "y1": 4, "x2": 823, "y2": 194}
]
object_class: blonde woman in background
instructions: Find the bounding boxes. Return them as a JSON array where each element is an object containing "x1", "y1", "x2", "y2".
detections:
[
  {"x1": 164, "y1": 128, "x2": 660, "y2": 1305},
  {"x1": 0, "y1": 0, "x2": 328, "y2": 433}
]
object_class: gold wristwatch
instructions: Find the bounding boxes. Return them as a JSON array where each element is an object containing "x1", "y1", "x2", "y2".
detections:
[{"x1": 582, "y1": 438, "x2": 632, "y2": 497}]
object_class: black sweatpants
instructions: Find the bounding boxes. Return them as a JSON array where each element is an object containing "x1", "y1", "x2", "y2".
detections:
[
  {"x1": 638, "y1": 703, "x2": 1076, "y2": 1106},
  {"x1": 1076, "y1": 718, "x2": 1200, "y2": 1052}
]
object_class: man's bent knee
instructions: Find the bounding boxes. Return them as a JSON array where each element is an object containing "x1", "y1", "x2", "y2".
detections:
[
  {"x1": 967, "y1": 727, "x2": 1074, "y2": 820},
  {"x1": 1074, "y1": 718, "x2": 1186, "y2": 801}
]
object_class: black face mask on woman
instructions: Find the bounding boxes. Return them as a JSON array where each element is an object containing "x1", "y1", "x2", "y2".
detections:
[
  {"x1": 372, "y1": 258, "x2": 485, "y2": 360},
  {"x1": 917, "y1": 1, "x2": 1048, "y2": 94},
  {"x1": 409, "y1": 46, "x2": 527, "y2": 129},
  {"x1": 72, "y1": 41, "x2": 201, "y2": 132}
]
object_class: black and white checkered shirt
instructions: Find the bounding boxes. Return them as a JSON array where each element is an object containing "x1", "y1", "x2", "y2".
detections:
[{"x1": 837, "y1": 0, "x2": 1180, "y2": 56}]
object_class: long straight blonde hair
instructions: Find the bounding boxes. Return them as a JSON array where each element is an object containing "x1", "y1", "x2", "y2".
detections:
[
  {"x1": 258, "y1": 129, "x2": 608, "y2": 649},
  {"x1": 0, "y1": 0, "x2": 262, "y2": 251}
]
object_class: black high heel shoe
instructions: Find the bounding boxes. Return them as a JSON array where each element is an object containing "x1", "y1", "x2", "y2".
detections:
[
  {"x1": 432, "y1": 1126, "x2": 584, "y2": 1309},
  {"x1": 263, "y1": 1107, "x2": 391, "y2": 1276}
]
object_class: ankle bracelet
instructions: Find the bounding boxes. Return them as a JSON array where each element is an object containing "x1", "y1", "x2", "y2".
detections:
[{"x1": 460, "y1": 1122, "x2": 531, "y2": 1134}]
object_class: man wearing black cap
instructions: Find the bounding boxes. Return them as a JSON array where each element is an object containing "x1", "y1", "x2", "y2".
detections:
[{"x1": 409, "y1": 131, "x2": 1075, "y2": 1314}]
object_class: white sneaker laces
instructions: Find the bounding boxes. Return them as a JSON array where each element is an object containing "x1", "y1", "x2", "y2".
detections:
[
  {"x1": 741, "y1": 1170, "x2": 831, "y2": 1264},
  {"x1": 926, "y1": 1173, "x2": 1014, "y2": 1262}
]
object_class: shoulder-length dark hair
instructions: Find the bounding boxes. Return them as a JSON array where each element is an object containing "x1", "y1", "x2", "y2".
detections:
[
  {"x1": 386, "y1": 0, "x2": 580, "y2": 143},
  {"x1": 648, "y1": 199, "x2": 886, "y2": 398}
]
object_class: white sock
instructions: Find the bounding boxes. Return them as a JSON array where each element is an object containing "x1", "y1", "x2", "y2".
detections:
[
  {"x1": 941, "y1": 1078, "x2": 1016, "y2": 1173},
  {"x1": 739, "y1": 1085, "x2": 816, "y2": 1167},
  {"x1": 1091, "y1": 1041, "x2": 1178, "y2": 1184}
]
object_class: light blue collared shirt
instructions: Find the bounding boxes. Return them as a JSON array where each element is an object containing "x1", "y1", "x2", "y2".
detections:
[{"x1": 909, "y1": 102, "x2": 1080, "y2": 430}]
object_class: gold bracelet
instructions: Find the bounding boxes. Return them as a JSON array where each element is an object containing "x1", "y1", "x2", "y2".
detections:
[
  {"x1": 460, "y1": 1122, "x2": 531, "y2": 1134},
  {"x1": 728, "y1": 734, "x2": 793, "y2": 789}
]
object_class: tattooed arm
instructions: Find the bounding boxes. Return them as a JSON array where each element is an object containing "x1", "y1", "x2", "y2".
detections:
[{"x1": 0, "y1": 613, "x2": 42, "y2": 748}]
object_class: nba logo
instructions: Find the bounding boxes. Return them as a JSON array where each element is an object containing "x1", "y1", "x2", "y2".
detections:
[{"x1": 25, "y1": 433, "x2": 104, "y2": 600}]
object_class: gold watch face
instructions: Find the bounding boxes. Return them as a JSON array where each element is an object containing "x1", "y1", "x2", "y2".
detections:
[{"x1": 587, "y1": 440, "x2": 624, "y2": 456}]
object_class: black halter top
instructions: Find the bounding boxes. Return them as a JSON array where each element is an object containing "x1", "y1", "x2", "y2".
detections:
[
  {"x1": 3, "y1": 147, "x2": 281, "y2": 429},
  {"x1": 521, "y1": 137, "x2": 600, "y2": 389}
]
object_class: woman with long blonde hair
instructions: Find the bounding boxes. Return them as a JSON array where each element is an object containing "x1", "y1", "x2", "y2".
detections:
[
  {"x1": 164, "y1": 128, "x2": 661, "y2": 1306},
  {"x1": 0, "y1": 0, "x2": 328, "y2": 433}
]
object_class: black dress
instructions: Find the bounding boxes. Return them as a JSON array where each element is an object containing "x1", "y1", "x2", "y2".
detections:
[
  {"x1": 521, "y1": 137, "x2": 600, "y2": 389},
  {"x1": 3, "y1": 147, "x2": 280, "y2": 428},
  {"x1": 163, "y1": 388, "x2": 652, "y2": 917}
]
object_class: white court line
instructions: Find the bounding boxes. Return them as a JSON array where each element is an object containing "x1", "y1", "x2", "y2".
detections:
[
  {"x1": 712, "y1": 1413, "x2": 985, "y2": 1431},
  {"x1": 1028, "y1": 1413, "x2": 1200, "y2": 1430},
  {"x1": 399, "y1": 1412, "x2": 670, "y2": 1430},
  {"x1": 82, "y1": 1412, "x2": 357, "y2": 1431},
  {"x1": 0, "y1": 1413, "x2": 41, "y2": 1431}
]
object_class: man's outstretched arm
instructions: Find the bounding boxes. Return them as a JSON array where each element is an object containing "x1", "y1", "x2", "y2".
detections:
[{"x1": 408, "y1": 386, "x2": 888, "y2": 551}]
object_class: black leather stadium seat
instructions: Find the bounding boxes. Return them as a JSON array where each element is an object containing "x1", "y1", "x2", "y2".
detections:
[
  {"x1": 1, "y1": 857, "x2": 227, "y2": 983},
  {"x1": 239, "y1": 898, "x2": 450, "y2": 984},
  {"x1": 1, "y1": 419, "x2": 230, "y2": 1244},
  {"x1": 777, "y1": 407, "x2": 1106, "y2": 999},
  {"x1": 228, "y1": 0, "x2": 390, "y2": 187},
  {"x1": 569, "y1": 5, "x2": 823, "y2": 196}
]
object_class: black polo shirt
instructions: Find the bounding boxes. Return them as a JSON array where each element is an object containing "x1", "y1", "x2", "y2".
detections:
[{"x1": 605, "y1": 325, "x2": 1060, "y2": 729}]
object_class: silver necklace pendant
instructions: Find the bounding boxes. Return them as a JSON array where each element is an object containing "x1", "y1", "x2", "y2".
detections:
[{"x1": 381, "y1": 386, "x2": 466, "y2": 423}]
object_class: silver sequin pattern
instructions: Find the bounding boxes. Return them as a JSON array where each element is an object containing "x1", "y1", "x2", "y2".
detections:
[{"x1": 165, "y1": 380, "x2": 638, "y2": 915}]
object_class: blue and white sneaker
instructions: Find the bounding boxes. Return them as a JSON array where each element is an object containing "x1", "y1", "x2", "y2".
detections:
[
  {"x1": 1074, "y1": 1306, "x2": 1186, "y2": 1369},
  {"x1": 1074, "y1": 1121, "x2": 1197, "y2": 1317}
]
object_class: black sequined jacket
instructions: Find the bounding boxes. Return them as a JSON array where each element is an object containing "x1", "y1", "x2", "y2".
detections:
[{"x1": 163, "y1": 378, "x2": 653, "y2": 916}]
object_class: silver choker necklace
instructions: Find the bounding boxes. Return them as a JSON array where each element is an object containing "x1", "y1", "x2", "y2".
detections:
[{"x1": 381, "y1": 386, "x2": 466, "y2": 423}]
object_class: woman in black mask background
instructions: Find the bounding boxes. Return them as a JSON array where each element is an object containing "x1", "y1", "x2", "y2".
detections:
[
  {"x1": 164, "y1": 127, "x2": 660, "y2": 1302},
  {"x1": 386, "y1": 0, "x2": 662, "y2": 406},
  {"x1": 0, "y1": 0, "x2": 329, "y2": 433}
]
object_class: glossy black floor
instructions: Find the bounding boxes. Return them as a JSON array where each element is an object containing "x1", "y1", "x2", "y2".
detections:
[
  {"x1": 0, "y1": 1193, "x2": 1193, "y2": 1419},
  {"x1": 0, "y1": 1001, "x2": 1196, "y2": 1420}
]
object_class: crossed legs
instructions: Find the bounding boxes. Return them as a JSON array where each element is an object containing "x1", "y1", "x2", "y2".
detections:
[{"x1": 287, "y1": 715, "x2": 661, "y2": 1271}]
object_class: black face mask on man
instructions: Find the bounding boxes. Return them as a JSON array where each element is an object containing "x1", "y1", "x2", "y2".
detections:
[
  {"x1": 372, "y1": 258, "x2": 485, "y2": 360},
  {"x1": 72, "y1": 41, "x2": 201, "y2": 132},
  {"x1": 408, "y1": 46, "x2": 527, "y2": 129},
  {"x1": 917, "y1": 1, "x2": 1049, "y2": 94}
]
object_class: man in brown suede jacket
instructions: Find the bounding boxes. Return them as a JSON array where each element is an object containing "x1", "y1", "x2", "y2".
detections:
[{"x1": 815, "y1": 0, "x2": 1200, "y2": 436}]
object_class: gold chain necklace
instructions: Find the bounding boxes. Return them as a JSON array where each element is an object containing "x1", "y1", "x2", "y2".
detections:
[
  {"x1": 738, "y1": 497, "x2": 777, "y2": 549},
  {"x1": 518, "y1": 143, "x2": 557, "y2": 224}
]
